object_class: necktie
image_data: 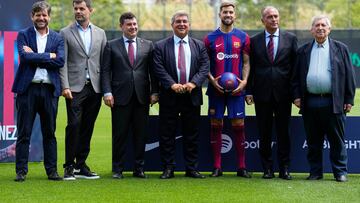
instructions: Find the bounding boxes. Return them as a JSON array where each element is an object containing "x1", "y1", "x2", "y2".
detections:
[
  {"x1": 127, "y1": 39, "x2": 135, "y2": 66},
  {"x1": 267, "y1": 34, "x2": 274, "y2": 63},
  {"x1": 317, "y1": 43, "x2": 324, "y2": 48},
  {"x1": 178, "y1": 40, "x2": 186, "y2": 84}
]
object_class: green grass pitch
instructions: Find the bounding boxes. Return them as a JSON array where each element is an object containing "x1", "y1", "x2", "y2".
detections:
[{"x1": 0, "y1": 89, "x2": 359, "y2": 202}]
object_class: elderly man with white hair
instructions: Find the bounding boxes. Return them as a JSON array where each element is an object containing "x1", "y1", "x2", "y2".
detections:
[{"x1": 293, "y1": 15, "x2": 356, "y2": 182}]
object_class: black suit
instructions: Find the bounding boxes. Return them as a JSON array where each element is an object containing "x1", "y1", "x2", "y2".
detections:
[
  {"x1": 248, "y1": 30, "x2": 297, "y2": 172},
  {"x1": 153, "y1": 36, "x2": 209, "y2": 171},
  {"x1": 293, "y1": 38, "x2": 356, "y2": 177},
  {"x1": 101, "y1": 37, "x2": 158, "y2": 172}
]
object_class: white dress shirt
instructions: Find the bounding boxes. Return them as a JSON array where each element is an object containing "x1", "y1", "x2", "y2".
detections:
[
  {"x1": 174, "y1": 35, "x2": 191, "y2": 83},
  {"x1": 32, "y1": 27, "x2": 51, "y2": 84}
]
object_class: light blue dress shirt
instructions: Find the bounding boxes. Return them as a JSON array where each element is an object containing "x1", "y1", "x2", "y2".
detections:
[
  {"x1": 265, "y1": 29, "x2": 279, "y2": 60},
  {"x1": 174, "y1": 35, "x2": 191, "y2": 83},
  {"x1": 76, "y1": 22, "x2": 92, "y2": 79},
  {"x1": 306, "y1": 38, "x2": 332, "y2": 94}
]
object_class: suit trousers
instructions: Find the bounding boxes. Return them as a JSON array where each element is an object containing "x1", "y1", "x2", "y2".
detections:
[
  {"x1": 254, "y1": 98, "x2": 291, "y2": 172},
  {"x1": 15, "y1": 83, "x2": 58, "y2": 175},
  {"x1": 64, "y1": 83, "x2": 102, "y2": 169},
  {"x1": 303, "y1": 96, "x2": 347, "y2": 177},
  {"x1": 111, "y1": 92, "x2": 149, "y2": 172},
  {"x1": 159, "y1": 93, "x2": 200, "y2": 171}
]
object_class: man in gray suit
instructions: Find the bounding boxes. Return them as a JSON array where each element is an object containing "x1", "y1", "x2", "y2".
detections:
[
  {"x1": 60, "y1": 0, "x2": 107, "y2": 180},
  {"x1": 101, "y1": 12, "x2": 159, "y2": 179}
]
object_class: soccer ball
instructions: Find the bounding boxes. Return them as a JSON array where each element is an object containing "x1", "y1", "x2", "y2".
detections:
[{"x1": 218, "y1": 72, "x2": 239, "y2": 92}]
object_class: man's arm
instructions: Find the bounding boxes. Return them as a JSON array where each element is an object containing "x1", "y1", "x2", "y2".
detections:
[
  {"x1": 101, "y1": 41, "x2": 114, "y2": 107},
  {"x1": 59, "y1": 29, "x2": 72, "y2": 99},
  {"x1": 342, "y1": 43, "x2": 356, "y2": 112},
  {"x1": 17, "y1": 31, "x2": 61, "y2": 66},
  {"x1": 233, "y1": 53, "x2": 250, "y2": 95},
  {"x1": 152, "y1": 42, "x2": 177, "y2": 89}
]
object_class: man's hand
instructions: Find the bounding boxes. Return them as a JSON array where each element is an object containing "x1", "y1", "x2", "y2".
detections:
[
  {"x1": 245, "y1": 95, "x2": 254, "y2": 105},
  {"x1": 344, "y1": 104, "x2": 352, "y2": 113},
  {"x1": 171, "y1": 83, "x2": 185, "y2": 94},
  {"x1": 150, "y1": 94, "x2": 159, "y2": 106},
  {"x1": 183, "y1": 82, "x2": 196, "y2": 93},
  {"x1": 103, "y1": 95, "x2": 114, "y2": 108},
  {"x1": 209, "y1": 75, "x2": 224, "y2": 94},
  {"x1": 50, "y1": 53, "x2": 57, "y2": 59},
  {"x1": 23, "y1": 46, "x2": 34, "y2": 53},
  {"x1": 62, "y1": 88, "x2": 73, "y2": 99},
  {"x1": 232, "y1": 78, "x2": 247, "y2": 95},
  {"x1": 294, "y1": 98, "x2": 301, "y2": 108}
]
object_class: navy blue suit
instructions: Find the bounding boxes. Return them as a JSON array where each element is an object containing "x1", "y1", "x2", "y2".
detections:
[
  {"x1": 294, "y1": 38, "x2": 356, "y2": 177},
  {"x1": 153, "y1": 36, "x2": 209, "y2": 171},
  {"x1": 12, "y1": 27, "x2": 64, "y2": 175}
]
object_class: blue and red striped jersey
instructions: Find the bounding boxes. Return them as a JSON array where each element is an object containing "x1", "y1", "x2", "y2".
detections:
[{"x1": 204, "y1": 28, "x2": 250, "y2": 96}]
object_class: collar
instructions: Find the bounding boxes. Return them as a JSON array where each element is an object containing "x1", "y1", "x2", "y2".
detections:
[
  {"x1": 76, "y1": 21, "x2": 92, "y2": 31},
  {"x1": 315, "y1": 37, "x2": 329, "y2": 48},
  {"x1": 174, "y1": 35, "x2": 189, "y2": 44},
  {"x1": 123, "y1": 36, "x2": 137, "y2": 43},
  {"x1": 34, "y1": 26, "x2": 49, "y2": 37},
  {"x1": 265, "y1": 29, "x2": 279, "y2": 38}
]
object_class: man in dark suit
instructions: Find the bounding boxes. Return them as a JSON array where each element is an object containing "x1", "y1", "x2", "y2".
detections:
[
  {"x1": 153, "y1": 10, "x2": 209, "y2": 179},
  {"x1": 246, "y1": 6, "x2": 297, "y2": 180},
  {"x1": 293, "y1": 15, "x2": 356, "y2": 182},
  {"x1": 12, "y1": 1, "x2": 64, "y2": 182},
  {"x1": 60, "y1": 0, "x2": 107, "y2": 180},
  {"x1": 101, "y1": 12, "x2": 159, "y2": 179}
]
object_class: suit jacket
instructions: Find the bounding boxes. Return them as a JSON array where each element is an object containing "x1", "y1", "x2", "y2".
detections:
[
  {"x1": 101, "y1": 37, "x2": 159, "y2": 105},
  {"x1": 153, "y1": 36, "x2": 209, "y2": 106},
  {"x1": 293, "y1": 38, "x2": 356, "y2": 114},
  {"x1": 248, "y1": 29, "x2": 298, "y2": 102},
  {"x1": 12, "y1": 27, "x2": 65, "y2": 97},
  {"x1": 59, "y1": 23, "x2": 107, "y2": 93}
]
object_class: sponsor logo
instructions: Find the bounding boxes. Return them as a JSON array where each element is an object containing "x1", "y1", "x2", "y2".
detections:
[
  {"x1": 216, "y1": 52, "x2": 239, "y2": 60},
  {"x1": 302, "y1": 140, "x2": 360, "y2": 150},
  {"x1": 215, "y1": 43, "x2": 222, "y2": 48},
  {"x1": 145, "y1": 136, "x2": 182, "y2": 151},
  {"x1": 221, "y1": 134, "x2": 232, "y2": 153},
  {"x1": 236, "y1": 112, "x2": 243, "y2": 116}
]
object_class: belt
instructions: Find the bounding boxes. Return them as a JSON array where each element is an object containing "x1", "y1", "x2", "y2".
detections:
[
  {"x1": 32, "y1": 80, "x2": 51, "y2": 84},
  {"x1": 307, "y1": 93, "x2": 332, "y2": 97}
]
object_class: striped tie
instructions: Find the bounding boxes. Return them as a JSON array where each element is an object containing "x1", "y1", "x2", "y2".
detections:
[{"x1": 267, "y1": 34, "x2": 274, "y2": 63}]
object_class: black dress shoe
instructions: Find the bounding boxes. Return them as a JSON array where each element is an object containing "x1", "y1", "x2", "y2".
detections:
[
  {"x1": 262, "y1": 170, "x2": 275, "y2": 179},
  {"x1": 48, "y1": 171, "x2": 62, "y2": 181},
  {"x1": 15, "y1": 172, "x2": 26, "y2": 182},
  {"x1": 237, "y1": 169, "x2": 251, "y2": 178},
  {"x1": 279, "y1": 170, "x2": 292, "y2": 180},
  {"x1": 185, "y1": 170, "x2": 205, "y2": 179},
  {"x1": 306, "y1": 175, "x2": 323, "y2": 180},
  {"x1": 335, "y1": 175, "x2": 347, "y2": 182},
  {"x1": 210, "y1": 168, "x2": 223, "y2": 177},
  {"x1": 160, "y1": 169, "x2": 174, "y2": 179},
  {"x1": 112, "y1": 172, "x2": 124, "y2": 179},
  {"x1": 133, "y1": 169, "x2": 147, "y2": 178}
]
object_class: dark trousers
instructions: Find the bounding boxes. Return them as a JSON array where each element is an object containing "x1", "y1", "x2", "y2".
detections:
[
  {"x1": 64, "y1": 84, "x2": 101, "y2": 169},
  {"x1": 15, "y1": 83, "x2": 58, "y2": 175},
  {"x1": 112, "y1": 93, "x2": 149, "y2": 173},
  {"x1": 303, "y1": 96, "x2": 347, "y2": 177},
  {"x1": 254, "y1": 99, "x2": 291, "y2": 172},
  {"x1": 159, "y1": 94, "x2": 200, "y2": 171}
]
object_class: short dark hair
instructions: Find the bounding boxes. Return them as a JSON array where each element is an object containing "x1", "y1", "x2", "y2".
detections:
[
  {"x1": 73, "y1": 0, "x2": 92, "y2": 9},
  {"x1": 31, "y1": 1, "x2": 51, "y2": 16},
  {"x1": 119, "y1": 12, "x2": 136, "y2": 25},
  {"x1": 220, "y1": 2, "x2": 235, "y2": 12}
]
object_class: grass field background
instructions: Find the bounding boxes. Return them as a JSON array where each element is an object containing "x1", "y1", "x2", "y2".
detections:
[{"x1": 0, "y1": 89, "x2": 359, "y2": 202}]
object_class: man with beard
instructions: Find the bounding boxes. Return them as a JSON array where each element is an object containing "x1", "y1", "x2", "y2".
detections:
[
  {"x1": 246, "y1": 6, "x2": 297, "y2": 180},
  {"x1": 60, "y1": 0, "x2": 107, "y2": 180},
  {"x1": 12, "y1": 1, "x2": 64, "y2": 182},
  {"x1": 204, "y1": 2, "x2": 251, "y2": 178}
]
